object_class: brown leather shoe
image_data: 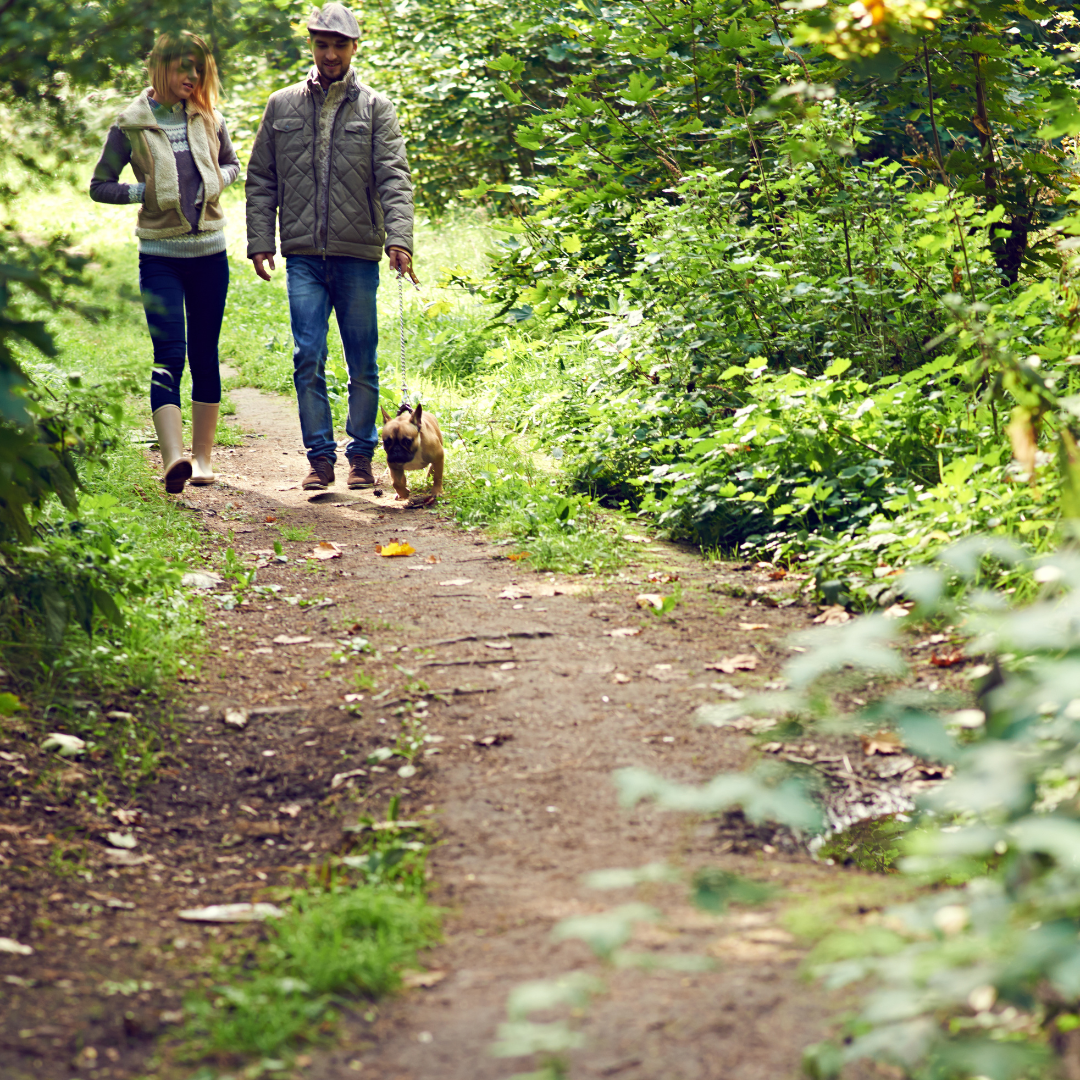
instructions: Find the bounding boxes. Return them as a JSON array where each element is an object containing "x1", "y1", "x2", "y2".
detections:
[
  {"x1": 347, "y1": 455, "x2": 375, "y2": 489},
  {"x1": 301, "y1": 457, "x2": 335, "y2": 490}
]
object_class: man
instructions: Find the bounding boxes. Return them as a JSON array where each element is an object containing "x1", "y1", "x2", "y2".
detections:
[{"x1": 246, "y1": 2, "x2": 417, "y2": 490}]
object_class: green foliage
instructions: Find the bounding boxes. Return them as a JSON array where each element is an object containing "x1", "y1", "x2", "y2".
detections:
[
  {"x1": 814, "y1": 816, "x2": 907, "y2": 874},
  {"x1": 692, "y1": 868, "x2": 776, "y2": 912},
  {"x1": 184, "y1": 882, "x2": 439, "y2": 1056},
  {"x1": 443, "y1": 417, "x2": 625, "y2": 573}
]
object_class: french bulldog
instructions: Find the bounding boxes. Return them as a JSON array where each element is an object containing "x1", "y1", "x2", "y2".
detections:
[{"x1": 379, "y1": 403, "x2": 444, "y2": 501}]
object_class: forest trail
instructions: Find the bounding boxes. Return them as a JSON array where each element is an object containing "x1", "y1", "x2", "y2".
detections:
[{"x1": 1, "y1": 382, "x2": 866, "y2": 1080}]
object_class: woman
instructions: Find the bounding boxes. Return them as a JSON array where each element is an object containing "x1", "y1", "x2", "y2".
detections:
[{"x1": 90, "y1": 31, "x2": 240, "y2": 493}]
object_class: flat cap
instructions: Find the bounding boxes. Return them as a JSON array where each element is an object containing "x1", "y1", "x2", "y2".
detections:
[{"x1": 307, "y1": 3, "x2": 359, "y2": 39}]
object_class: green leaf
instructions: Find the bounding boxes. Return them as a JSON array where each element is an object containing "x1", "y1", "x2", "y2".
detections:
[
  {"x1": 692, "y1": 869, "x2": 775, "y2": 912},
  {"x1": 551, "y1": 903, "x2": 658, "y2": 959},
  {"x1": 0, "y1": 693, "x2": 23, "y2": 716}
]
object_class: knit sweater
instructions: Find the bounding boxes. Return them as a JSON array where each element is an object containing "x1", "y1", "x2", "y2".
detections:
[{"x1": 90, "y1": 98, "x2": 240, "y2": 258}]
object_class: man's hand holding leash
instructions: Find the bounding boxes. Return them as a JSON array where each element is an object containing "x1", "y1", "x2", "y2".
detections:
[{"x1": 388, "y1": 245, "x2": 418, "y2": 284}]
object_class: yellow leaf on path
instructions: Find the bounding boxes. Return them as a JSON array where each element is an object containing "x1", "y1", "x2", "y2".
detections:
[
  {"x1": 310, "y1": 541, "x2": 343, "y2": 560},
  {"x1": 377, "y1": 541, "x2": 415, "y2": 557}
]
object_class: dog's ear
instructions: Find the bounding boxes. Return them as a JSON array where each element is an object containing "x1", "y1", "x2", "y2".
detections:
[
  {"x1": 380, "y1": 406, "x2": 391, "y2": 424},
  {"x1": 412, "y1": 403, "x2": 423, "y2": 427}
]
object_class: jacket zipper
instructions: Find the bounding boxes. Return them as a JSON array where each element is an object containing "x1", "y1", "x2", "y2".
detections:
[{"x1": 310, "y1": 90, "x2": 322, "y2": 256}]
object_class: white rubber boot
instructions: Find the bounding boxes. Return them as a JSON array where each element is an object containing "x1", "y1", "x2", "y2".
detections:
[
  {"x1": 189, "y1": 401, "x2": 219, "y2": 486},
  {"x1": 152, "y1": 404, "x2": 192, "y2": 495}
]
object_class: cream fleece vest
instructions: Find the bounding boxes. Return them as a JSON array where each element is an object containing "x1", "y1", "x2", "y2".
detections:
[{"x1": 117, "y1": 90, "x2": 226, "y2": 240}]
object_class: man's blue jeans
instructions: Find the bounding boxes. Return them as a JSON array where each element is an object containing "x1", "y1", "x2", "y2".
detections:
[{"x1": 285, "y1": 255, "x2": 380, "y2": 463}]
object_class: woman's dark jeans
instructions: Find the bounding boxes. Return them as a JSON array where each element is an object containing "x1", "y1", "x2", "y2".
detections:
[{"x1": 138, "y1": 250, "x2": 229, "y2": 411}]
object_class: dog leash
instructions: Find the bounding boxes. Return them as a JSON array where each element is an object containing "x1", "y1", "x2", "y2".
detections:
[{"x1": 396, "y1": 271, "x2": 422, "y2": 411}]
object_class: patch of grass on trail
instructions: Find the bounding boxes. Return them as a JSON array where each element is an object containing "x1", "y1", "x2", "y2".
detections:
[
  {"x1": 442, "y1": 430, "x2": 627, "y2": 574},
  {"x1": 183, "y1": 884, "x2": 440, "y2": 1058},
  {"x1": 180, "y1": 810, "x2": 441, "y2": 1064}
]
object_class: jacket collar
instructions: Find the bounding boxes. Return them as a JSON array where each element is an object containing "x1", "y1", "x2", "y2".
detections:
[
  {"x1": 306, "y1": 65, "x2": 360, "y2": 101},
  {"x1": 118, "y1": 88, "x2": 176, "y2": 130}
]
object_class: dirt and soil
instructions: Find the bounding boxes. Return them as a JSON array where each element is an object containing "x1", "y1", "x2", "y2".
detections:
[{"x1": 0, "y1": 384, "x2": 972, "y2": 1080}]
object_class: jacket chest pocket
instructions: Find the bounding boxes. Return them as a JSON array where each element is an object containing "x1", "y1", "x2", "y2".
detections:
[
  {"x1": 341, "y1": 119, "x2": 370, "y2": 155},
  {"x1": 273, "y1": 117, "x2": 307, "y2": 146}
]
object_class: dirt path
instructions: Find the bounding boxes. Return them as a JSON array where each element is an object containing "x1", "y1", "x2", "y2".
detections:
[{"x1": 0, "y1": 383, "x2": 882, "y2": 1080}]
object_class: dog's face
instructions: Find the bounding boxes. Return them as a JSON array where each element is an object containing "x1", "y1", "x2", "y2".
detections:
[{"x1": 381, "y1": 403, "x2": 423, "y2": 465}]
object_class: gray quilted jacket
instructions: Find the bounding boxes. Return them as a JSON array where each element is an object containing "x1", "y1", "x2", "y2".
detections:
[{"x1": 245, "y1": 67, "x2": 413, "y2": 260}]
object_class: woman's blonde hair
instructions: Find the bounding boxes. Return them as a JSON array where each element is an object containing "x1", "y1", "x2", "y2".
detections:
[{"x1": 147, "y1": 31, "x2": 221, "y2": 119}]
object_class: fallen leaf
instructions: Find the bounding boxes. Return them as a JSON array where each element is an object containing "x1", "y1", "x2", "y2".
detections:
[
  {"x1": 738, "y1": 622, "x2": 772, "y2": 631},
  {"x1": 397, "y1": 764, "x2": 417, "y2": 778},
  {"x1": 178, "y1": 903, "x2": 283, "y2": 923},
  {"x1": 105, "y1": 832, "x2": 137, "y2": 850},
  {"x1": 861, "y1": 730, "x2": 903, "y2": 756},
  {"x1": 377, "y1": 542, "x2": 416, "y2": 557},
  {"x1": 331, "y1": 768, "x2": 367, "y2": 790},
  {"x1": 648, "y1": 571, "x2": 679, "y2": 583},
  {"x1": 649, "y1": 664, "x2": 687, "y2": 682},
  {"x1": 484, "y1": 641, "x2": 513, "y2": 650},
  {"x1": 278, "y1": 804, "x2": 302, "y2": 818},
  {"x1": 223, "y1": 708, "x2": 249, "y2": 729},
  {"x1": 235, "y1": 820, "x2": 283, "y2": 838},
  {"x1": 882, "y1": 602, "x2": 913, "y2": 619},
  {"x1": 930, "y1": 649, "x2": 966, "y2": 668},
  {"x1": 402, "y1": 970, "x2": 447, "y2": 989},
  {"x1": 612, "y1": 672, "x2": 631, "y2": 684},
  {"x1": 427, "y1": 554, "x2": 441, "y2": 564},
  {"x1": 812, "y1": 605, "x2": 850, "y2": 626},
  {"x1": 272, "y1": 635, "x2": 312, "y2": 645},
  {"x1": 439, "y1": 578, "x2": 473, "y2": 587},
  {"x1": 42, "y1": 733, "x2": 86, "y2": 756},
  {"x1": 623, "y1": 534, "x2": 651, "y2": 543},
  {"x1": 508, "y1": 552, "x2": 530, "y2": 562},
  {"x1": 102, "y1": 850, "x2": 147, "y2": 866},
  {"x1": 0, "y1": 937, "x2": 33, "y2": 955},
  {"x1": 112, "y1": 809, "x2": 141, "y2": 826},
  {"x1": 705, "y1": 654, "x2": 758, "y2": 674},
  {"x1": 710, "y1": 682, "x2": 745, "y2": 699},
  {"x1": 636, "y1": 593, "x2": 664, "y2": 610},
  {"x1": 534, "y1": 582, "x2": 588, "y2": 597},
  {"x1": 309, "y1": 541, "x2": 343, "y2": 560},
  {"x1": 472, "y1": 732, "x2": 513, "y2": 747},
  {"x1": 499, "y1": 585, "x2": 529, "y2": 600},
  {"x1": 181, "y1": 571, "x2": 223, "y2": 589},
  {"x1": 264, "y1": 515, "x2": 276, "y2": 522},
  {"x1": 767, "y1": 569, "x2": 788, "y2": 580},
  {"x1": 607, "y1": 627, "x2": 641, "y2": 637}
]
